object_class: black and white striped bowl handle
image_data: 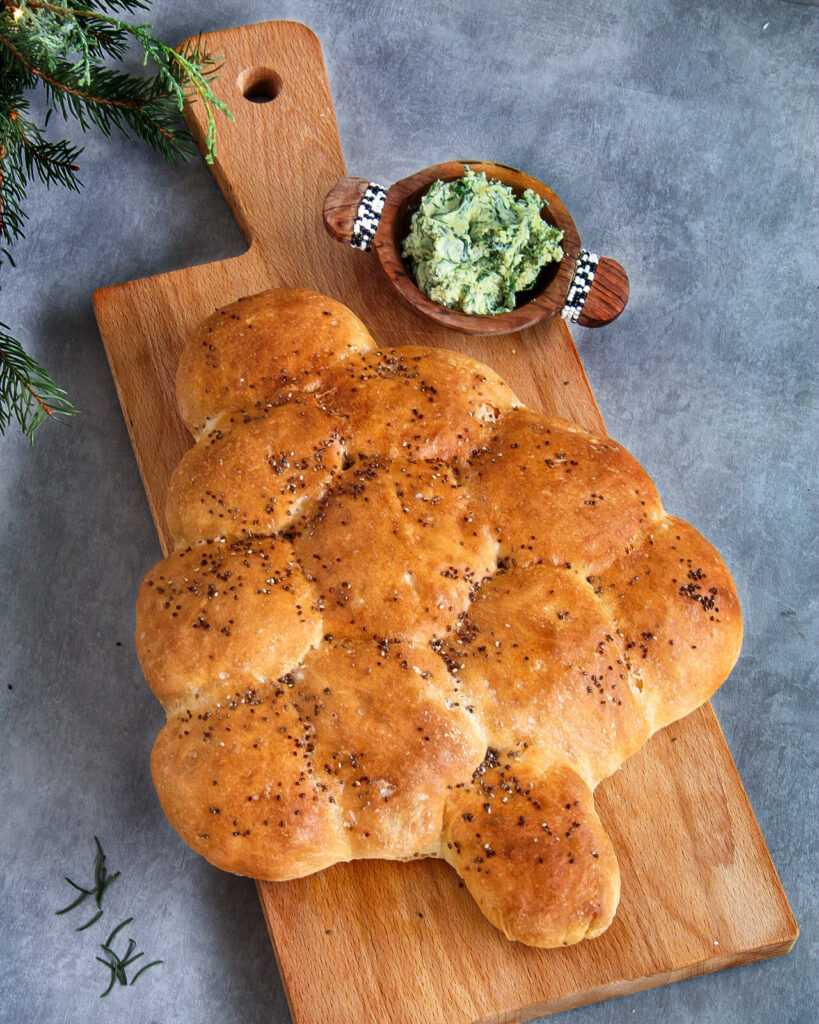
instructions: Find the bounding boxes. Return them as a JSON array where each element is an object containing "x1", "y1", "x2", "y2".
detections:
[
  {"x1": 561, "y1": 249, "x2": 599, "y2": 322},
  {"x1": 350, "y1": 182, "x2": 387, "y2": 251}
]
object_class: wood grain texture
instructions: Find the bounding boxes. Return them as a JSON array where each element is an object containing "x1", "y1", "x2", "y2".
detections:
[
  {"x1": 322, "y1": 176, "x2": 370, "y2": 244},
  {"x1": 92, "y1": 20, "x2": 797, "y2": 1024},
  {"x1": 577, "y1": 256, "x2": 630, "y2": 329}
]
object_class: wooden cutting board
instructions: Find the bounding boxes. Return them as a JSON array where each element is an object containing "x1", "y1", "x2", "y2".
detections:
[{"x1": 92, "y1": 20, "x2": 797, "y2": 1024}]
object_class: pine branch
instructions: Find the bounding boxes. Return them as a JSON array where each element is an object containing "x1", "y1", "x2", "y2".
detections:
[
  {"x1": 0, "y1": 322, "x2": 77, "y2": 438},
  {"x1": 5, "y1": 1, "x2": 232, "y2": 162},
  {"x1": 0, "y1": 32, "x2": 185, "y2": 159},
  {"x1": 0, "y1": 136, "x2": 30, "y2": 248},
  {"x1": 0, "y1": 0, "x2": 233, "y2": 440},
  {"x1": 10, "y1": 106, "x2": 83, "y2": 189}
]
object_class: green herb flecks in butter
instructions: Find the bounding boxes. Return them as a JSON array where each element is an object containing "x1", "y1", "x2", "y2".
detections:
[{"x1": 401, "y1": 167, "x2": 563, "y2": 316}]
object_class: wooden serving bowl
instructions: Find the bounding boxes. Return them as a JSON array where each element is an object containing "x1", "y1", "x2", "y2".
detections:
[{"x1": 323, "y1": 160, "x2": 628, "y2": 334}]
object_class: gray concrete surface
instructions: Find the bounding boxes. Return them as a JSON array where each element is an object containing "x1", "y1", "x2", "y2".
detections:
[{"x1": 0, "y1": 1, "x2": 815, "y2": 1022}]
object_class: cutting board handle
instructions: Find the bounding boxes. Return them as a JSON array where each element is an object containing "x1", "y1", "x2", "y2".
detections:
[
  {"x1": 322, "y1": 176, "x2": 628, "y2": 328},
  {"x1": 180, "y1": 21, "x2": 354, "y2": 274}
]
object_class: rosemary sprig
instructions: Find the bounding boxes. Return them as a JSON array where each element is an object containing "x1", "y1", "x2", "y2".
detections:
[
  {"x1": 96, "y1": 916, "x2": 163, "y2": 997},
  {"x1": 55, "y1": 834, "x2": 164, "y2": 994},
  {"x1": 129, "y1": 957, "x2": 163, "y2": 986},
  {"x1": 75, "y1": 908, "x2": 103, "y2": 931},
  {"x1": 55, "y1": 835, "x2": 120, "y2": 930}
]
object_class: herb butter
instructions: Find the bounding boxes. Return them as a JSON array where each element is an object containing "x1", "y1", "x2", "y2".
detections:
[{"x1": 401, "y1": 167, "x2": 563, "y2": 316}]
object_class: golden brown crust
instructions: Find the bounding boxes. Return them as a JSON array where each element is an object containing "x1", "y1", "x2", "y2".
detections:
[
  {"x1": 316, "y1": 345, "x2": 521, "y2": 461},
  {"x1": 175, "y1": 288, "x2": 375, "y2": 435},
  {"x1": 165, "y1": 398, "x2": 345, "y2": 546},
  {"x1": 151, "y1": 642, "x2": 485, "y2": 877},
  {"x1": 436, "y1": 564, "x2": 650, "y2": 788},
  {"x1": 290, "y1": 455, "x2": 497, "y2": 642},
  {"x1": 589, "y1": 515, "x2": 743, "y2": 729},
  {"x1": 137, "y1": 287, "x2": 743, "y2": 949},
  {"x1": 151, "y1": 670, "x2": 351, "y2": 880},
  {"x1": 462, "y1": 408, "x2": 664, "y2": 571},
  {"x1": 441, "y1": 761, "x2": 620, "y2": 946},
  {"x1": 136, "y1": 537, "x2": 322, "y2": 709}
]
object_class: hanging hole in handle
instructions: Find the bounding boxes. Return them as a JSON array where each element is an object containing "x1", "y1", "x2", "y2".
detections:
[{"x1": 237, "y1": 67, "x2": 282, "y2": 103}]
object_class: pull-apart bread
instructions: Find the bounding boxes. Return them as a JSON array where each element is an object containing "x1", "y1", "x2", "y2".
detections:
[{"x1": 137, "y1": 287, "x2": 742, "y2": 948}]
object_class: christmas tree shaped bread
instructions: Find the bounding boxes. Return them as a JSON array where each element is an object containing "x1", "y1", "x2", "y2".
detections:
[{"x1": 136, "y1": 288, "x2": 742, "y2": 947}]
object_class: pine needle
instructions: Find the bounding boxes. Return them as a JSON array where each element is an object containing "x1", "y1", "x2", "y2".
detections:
[{"x1": 0, "y1": 323, "x2": 77, "y2": 439}]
